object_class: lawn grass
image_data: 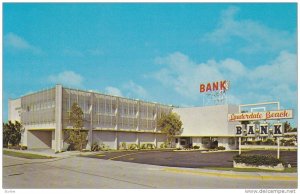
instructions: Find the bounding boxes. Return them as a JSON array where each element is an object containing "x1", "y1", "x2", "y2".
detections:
[
  {"x1": 3, "y1": 150, "x2": 54, "y2": 159},
  {"x1": 203, "y1": 167, "x2": 297, "y2": 173}
]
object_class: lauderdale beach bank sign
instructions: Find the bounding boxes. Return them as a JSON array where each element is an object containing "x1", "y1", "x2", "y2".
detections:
[
  {"x1": 228, "y1": 110, "x2": 293, "y2": 122},
  {"x1": 228, "y1": 109, "x2": 293, "y2": 137}
]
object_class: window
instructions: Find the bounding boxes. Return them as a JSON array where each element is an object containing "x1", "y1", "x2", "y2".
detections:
[
  {"x1": 180, "y1": 139, "x2": 186, "y2": 146},
  {"x1": 201, "y1": 137, "x2": 210, "y2": 144}
]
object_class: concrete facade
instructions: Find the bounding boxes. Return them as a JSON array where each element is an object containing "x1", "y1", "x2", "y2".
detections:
[
  {"x1": 8, "y1": 85, "x2": 172, "y2": 152},
  {"x1": 173, "y1": 105, "x2": 240, "y2": 150},
  {"x1": 8, "y1": 85, "x2": 242, "y2": 151}
]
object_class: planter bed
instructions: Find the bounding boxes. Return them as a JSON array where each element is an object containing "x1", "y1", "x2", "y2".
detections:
[{"x1": 233, "y1": 161, "x2": 284, "y2": 171}]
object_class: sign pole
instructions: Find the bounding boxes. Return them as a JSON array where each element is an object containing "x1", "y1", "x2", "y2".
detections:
[
  {"x1": 277, "y1": 137, "x2": 280, "y2": 159},
  {"x1": 239, "y1": 137, "x2": 241, "y2": 155}
]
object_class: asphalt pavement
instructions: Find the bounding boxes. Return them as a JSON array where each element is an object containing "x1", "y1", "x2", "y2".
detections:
[
  {"x1": 85, "y1": 150, "x2": 297, "y2": 168},
  {"x1": 3, "y1": 152, "x2": 297, "y2": 189}
]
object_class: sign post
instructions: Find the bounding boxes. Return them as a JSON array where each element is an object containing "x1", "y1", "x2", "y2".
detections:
[
  {"x1": 229, "y1": 104, "x2": 292, "y2": 160},
  {"x1": 239, "y1": 137, "x2": 241, "y2": 155},
  {"x1": 277, "y1": 137, "x2": 280, "y2": 159}
]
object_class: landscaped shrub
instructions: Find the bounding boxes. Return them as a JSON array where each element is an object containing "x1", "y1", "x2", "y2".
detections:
[
  {"x1": 193, "y1": 145, "x2": 200, "y2": 149},
  {"x1": 245, "y1": 141, "x2": 254, "y2": 145},
  {"x1": 99, "y1": 143, "x2": 109, "y2": 151},
  {"x1": 91, "y1": 143, "x2": 99, "y2": 151},
  {"x1": 255, "y1": 140, "x2": 262, "y2": 145},
  {"x1": 284, "y1": 139, "x2": 295, "y2": 146},
  {"x1": 21, "y1": 146, "x2": 27, "y2": 150},
  {"x1": 291, "y1": 128, "x2": 297, "y2": 132},
  {"x1": 160, "y1": 143, "x2": 167, "y2": 149},
  {"x1": 120, "y1": 142, "x2": 127, "y2": 150},
  {"x1": 233, "y1": 154, "x2": 284, "y2": 166},
  {"x1": 140, "y1": 144, "x2": 147, "y2": 149},
  {"x1": 8, "y1": 144, "x2": 21, "y2": 150},
  {"x1": 128, "y1": 144, "x2": 138, "y2": 150},
  {"x1": 217, "y1": 146, "x2": 225, "y2": 150},
  {"x1": 146, "y1": 143, "x2": 155, "y2": 149},
  {"x1": 262, "y1": 138, "x2": 275, "y2": 145}
]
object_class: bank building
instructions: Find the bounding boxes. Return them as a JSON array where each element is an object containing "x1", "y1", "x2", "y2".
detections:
[{"x1": 8, "y1": 83, "x2": 294, "y2": 152}]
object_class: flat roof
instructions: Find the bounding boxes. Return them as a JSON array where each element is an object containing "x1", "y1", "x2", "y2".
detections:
[{"x1": 15, "y1": 84, "x2": 177, "y2": 108}]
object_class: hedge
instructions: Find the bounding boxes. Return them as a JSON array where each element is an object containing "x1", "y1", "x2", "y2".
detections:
[{"x1": 233, "y1": 154, "x2": 284, "y2": 166}]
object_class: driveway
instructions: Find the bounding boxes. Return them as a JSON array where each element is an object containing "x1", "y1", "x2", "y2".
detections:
[
  {"x1": 3, "y1": 155, "x2": 297, "y2": 189},
  {"x1": 85, "y1": 150, "x2": 297, "y2": 168}
]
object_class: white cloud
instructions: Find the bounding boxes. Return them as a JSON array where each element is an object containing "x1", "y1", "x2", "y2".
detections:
[
  {"x1": 123, "y1": 81, "x2": 149, "y2": 99},
  {"x1": 153, "y1": 52, "x2": 243, "y2": 99},
  {"x1": 4, "y1": 33, "x2": 42, "y2": 54},
  {"x1": 48, "y1": 71, "x2": 84, "y2": 88},
  {"x1": 203, "y1": 6, "x2": 296, "y2": 54},
  {"x1": 251, "y1": 51, "x2": 297, "y2": 86},
  {"x1": 105, "y1": 86, "x2": 123, "y2": 97},
  {"x1": 220, "y1": 58, "x2": 247, "y2": 77},
  {"x1": 151, "y1": 51, "x2": 297, "y2": 110}
]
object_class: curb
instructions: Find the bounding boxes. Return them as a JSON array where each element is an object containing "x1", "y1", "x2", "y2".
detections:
[{"x1": 163, "y1": 167, "x2": 297, "y2": 181}]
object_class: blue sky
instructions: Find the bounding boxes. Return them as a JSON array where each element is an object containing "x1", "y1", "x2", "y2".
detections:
[{"x1": 3, "y1": 3, "x2": 297, "y2": 126}]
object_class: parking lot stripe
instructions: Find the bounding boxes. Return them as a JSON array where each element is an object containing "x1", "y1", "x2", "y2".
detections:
[
  {"x1": 163, "y1": 168, "x2": 297, "y2": 181},
  {"x1": 109, "y1": 153, "x2": 139, "y2": 160},
  {"x1": 108, "y1": 151, "x2": 160, "y2": 160}
]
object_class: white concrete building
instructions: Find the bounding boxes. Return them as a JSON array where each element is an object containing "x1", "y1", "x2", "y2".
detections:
[
  {"x1": 173, "y1": 105, "x2": 239, "y2": 150},
  {"x1": 8, "y1": 85, "x2": 240, "y2": 152}
]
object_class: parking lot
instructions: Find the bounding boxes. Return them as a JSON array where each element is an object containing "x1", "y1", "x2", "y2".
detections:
[
  {"x1": 85, "y1": 150, "x2": 297, "y2": 168},
  {"x1": 3, "y1": 151, "x2": 298, "y2": 189}
]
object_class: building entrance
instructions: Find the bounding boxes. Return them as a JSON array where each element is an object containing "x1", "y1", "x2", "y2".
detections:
[{"x1": 179, "y1": 137, "x2": 192, "y2": 148}]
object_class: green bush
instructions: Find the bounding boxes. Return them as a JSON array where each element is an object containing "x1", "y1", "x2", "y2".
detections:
[
  {"x1": 8, "y1": 144, "x2": 21, "y2": 150},
  {"x1": 128, "y1": 144, "x2": 138, "y2": 150},
  {"x1": 255, "y1": 140, "x2": 262, "y2": 145},
  {"x1": 147, "y1": 143, "x2": 155, "y2": 149},
  {"x1": 3, "y1": 121, "x2": 22, "y2": 148},
  {"x1": 233, "y1": 154, "x2": 284, "y2": 166},
  {"x1": 99, "y1": 143, "x2": 109, "y2": 151},
  {"x1": 120, "y1": 142, "x2": 127, "y2": 150},
  {"x1": 193, "y1": 145, "x2": 200, "y2": 149},
  {"x1": 140, "y1": 144, "x2": 147, "y2": 149},
  {"x1": 245, "y1": 141, "x2": 254, "y2": 145},
  {"x1": 160, "y1": 143, "x2": 167, "y2": 149},
  {"x1": 91, "y1": 143, "x2": 99, "y2": 151},
  {"x1": 217, "y1": 146, "x2": 225, "y2": 150},
  {"x1": 284, "y1": 139, "x2": 295, "y2": 146},
  {"x1": 262, "y1": 138, "x2": 275, "y2": 145},
  {"x1": 140, "y1": 143, "x2": 155, "y2": 149},
  {"x1": 21, "y1": 146, "x2": 27, "y2": 150}
]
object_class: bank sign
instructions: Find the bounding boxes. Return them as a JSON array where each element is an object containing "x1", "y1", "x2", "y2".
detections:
[
  {"x1": 235, "y1": 123, "x2": 284, "y2": 137},
  {"x1": 228, "y1": 110, "x2": 293, "y2": 121},
  {"x1": 199, "y1": 80, "x2": 229, "y2": 93},
  {"x1": 228, "y1": 109, "x2": 293, "y2": 137}
]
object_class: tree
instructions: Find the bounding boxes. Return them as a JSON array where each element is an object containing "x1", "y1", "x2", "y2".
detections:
[
  {"x1": 157, "y1": 112, "x2": 183, "y2": 147},
  {"x1": 3, "y1": 121, "x2": 22, "y2": 147},
  {"x1": 284, "y1": 121, "x2": 292, "y2": 133},
  {"x1": 66, "y1": 103, "x2": 87, "y2": 151}
]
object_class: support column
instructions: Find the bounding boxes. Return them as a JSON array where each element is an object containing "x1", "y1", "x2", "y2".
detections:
[
  {"x1": 86, "y1": 93, "x2": 94, "y2": 150},
  {"x1": 277, "y1": 137, "x2": 280, "y2": 159},
  {"x1": 154, "y1": 133, "x2": 157, "y2": 148},
  {"x1": 136, "y1": 100, "x2": 141, "y2": 147},
  {"x1": 239, "y1": 137, "x2": 241, "y2": 155},
  {"x1": 55, "y1": 85, "x2": 63, "y2": 152},
  {"x1": 115, "y1": 97, "x2": 120, "y2": 149}
]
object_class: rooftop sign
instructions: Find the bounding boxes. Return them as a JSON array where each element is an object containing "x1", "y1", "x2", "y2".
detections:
[
  {"x1": 199, "y1": 80, "x2": 229, "y2": 93},
  {"x1": 228, "y1": 110, "x2": 293, "y2": 122}
]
